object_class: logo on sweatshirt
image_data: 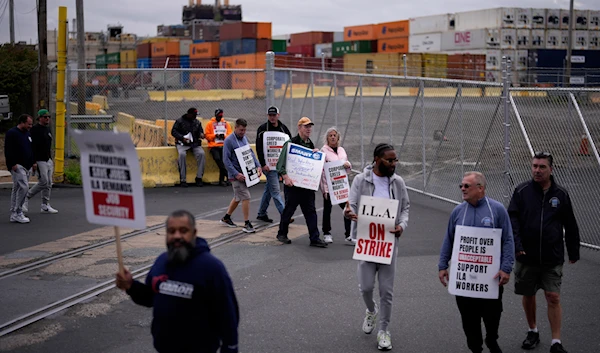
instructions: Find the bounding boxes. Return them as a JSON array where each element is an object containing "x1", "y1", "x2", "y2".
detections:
[
  {"x1": 158, "y1": 280, "x2": 195, "y2": 299},
  {"x1": 481, "y1": 217, "x2": 493, "y2": 227},
  {"x1": 550, "y1": 197, "x2": 560, "y2": 208}
]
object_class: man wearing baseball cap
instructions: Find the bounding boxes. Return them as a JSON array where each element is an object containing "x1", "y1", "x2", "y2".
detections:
[
  {"x1": 205, "y1": 108, "x2": 233, "y2": 186},
  {"x1": 171, "y1": 108, "x2": 206, "y2": 187},
  {"x1": 275, "y1": 117, "x2": 328, "y2": 248}
]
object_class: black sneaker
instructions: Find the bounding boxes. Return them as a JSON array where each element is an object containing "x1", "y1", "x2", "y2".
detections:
[
  {"x1": 289, "y1": 217, "x2": 295, "y2": 224},
  {"x1": 218, "y1": 181, "x2": 227, "y2": 187},
  {"x1": 550, "y1": 342, "x2": 568, "y2": 353},
  {"x1": 256, "y1": 215, "x2": 273, "y2": 223},
  {"x1": 485, "y1": 339, "x2": 502, "y2": 353},
  {"x1": 180, "y1": 181, "x2": 188, "y2": 188},
  {"x1": 195, "y1": 178, "x2": 204, "y2": 187},
  {"x1": 521, "y1": 331, "x2": 540, "y2": 350},
  {"x1": 310, "y1": 239, "x2": 328, "y2": 248},
  {"x1": 276, "y1": 235, "x2": 292, "y2": 244},
  {"x1": 220, "y1": 217, "x2": 237, "y2": 228},
  {"x1": 243, "y1": 221, "x2": 256, "y2": 233}
]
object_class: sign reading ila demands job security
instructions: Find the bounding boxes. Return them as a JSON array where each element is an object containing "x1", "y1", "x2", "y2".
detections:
[
  {"x1": 324, "y1": 160, "x2": 350, "y2": 205},
  {"x1": 263, "y1": 131, "x2": 289, "y2": 169},
  {"x1": 234, "y1": 144, "x2": 260, "y2": 188},
  {"x1": 448, "y1": 225, "x2": 501, "y2": 299},
  {"x1": 353, "y1": 196, "x2": 399, "y2": 265},
  {"x1": 73, "y1": 130, "x2": 146, "y2": 229},
  {"x1": 285, "y1": 143, "x2": 325, "y2": 191}
]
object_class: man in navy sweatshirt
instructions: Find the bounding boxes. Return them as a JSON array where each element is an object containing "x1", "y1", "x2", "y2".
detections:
[
  {"x1": 115, "y1": 210, "x2": 239, "y2": 353},
  {"x1": 438, "y1": 172, "x2": 515, "y2": 353},
  {"x1": 4, "y1": 114, "x2": 35, "y2": 224}
]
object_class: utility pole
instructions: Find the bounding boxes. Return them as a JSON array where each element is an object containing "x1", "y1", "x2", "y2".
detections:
[
  {"x1": 38, "y1": 0, "x2": 49, "y2": 110},
  {"x1": 76, "y1": 0, "x2": 86, "y2": 115},
  {"x1": 9, "y1": 0, "x2": 15, "y2": 43},
  {"x1": 565, "y1": 0, "x2": 574, "y2": 87}
]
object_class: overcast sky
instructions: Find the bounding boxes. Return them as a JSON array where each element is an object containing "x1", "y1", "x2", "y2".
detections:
[{"x1": 1, "y1": 0, "x2": 599, "y2": 44}]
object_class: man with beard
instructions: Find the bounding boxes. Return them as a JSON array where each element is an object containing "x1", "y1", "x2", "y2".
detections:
[
  {"x1": 115, "y1": 210, "x2": 239, "y2": 353},
  {"x1": 172, "y1": 108, "x2": 206, "y2": 187},
  {"x1": 344, "y1": 143, "x2": 410, "y2": 351},
  {"x1": 205, "y1": 108, "x2": 233, "y2": 186}
]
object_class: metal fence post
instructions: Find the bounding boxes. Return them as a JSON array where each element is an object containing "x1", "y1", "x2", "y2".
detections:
[
  {"x1": 359, "y1": 76, "x2": 365, "y2": 169},
  {"x1": 403, "y1": 54, "x2": 408, "y2": 77},
  {"x1": 310, "y1": 72, "x2": 315, "y2": 121},
  {"x1": 458, "y1": 84, "x2": 464, "y2": 176},
  {"x1": 266, "y1": 51, "x2": 275, "y2": 111},
  {"x1": 333, "y1": 74, "x2": 338, "y2": 128},
  {"x1": 66, "y1": 66, "x2": 72, "y2": 157},
  {"x1": 163, "y1": 59, "x2": 169, "y2": 146},
  {"x1": 289, "y1": 70, "x2": 294, "y2": 133},
  {"x1": 389, "y1": 78, "x2": 393, "y2": 145},
  {"x1": 502, "y1": 56, "x2": 512, "y2": 204},
  {"x1": 420, "y1": 80, "x2": 426, "y2": 191}
]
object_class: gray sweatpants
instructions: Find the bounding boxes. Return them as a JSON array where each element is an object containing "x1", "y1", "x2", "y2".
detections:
[
  {"x1": 357, "y1": 241, "x2": 399, "y2": 332},
  {"x1": 28, "y1": 159, "x2": 53, "y2": 205},
  {"x1": 176, "y1": 145, "x2": 205, "y2": 181},
  {"x1": 10, "y1": 165, "x2": 30, "y2": 214}
]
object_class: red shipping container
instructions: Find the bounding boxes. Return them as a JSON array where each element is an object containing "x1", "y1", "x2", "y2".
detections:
[
  {"x1": 447, "y1": 54, "x2": 486, "y2": 81},
  {"x1": 151, "y1": 56, "x2": 180, "y2": 68},
  {"x1": 329, "y1": 58, "x2": 344, "y2": 71},
  {"x1": 189, "y1": 57, "x2": 220, "y2": 68},
  {"x1": 287, "y1": 45, "x2": 315, "y2": 57},
  {"x1": 290, "y1": 31, "x2": 334, "y2": 46},
  {"x1": 137, "y1": 43, "x2": 151, "y2": 59},
  {"x1": 256, "y1": 39, "x2": 273, "y2": 53},
  {"x1": 219, "y1": 22, "x2": 271, "y2": 41}
]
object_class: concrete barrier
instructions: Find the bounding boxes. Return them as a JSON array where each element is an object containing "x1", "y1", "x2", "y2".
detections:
[
  {"x1": 116, "y1": 112, "x2": 135, "y2": 134},
  {"x1": 69, "y1": 102, "x2": 103, "y2": 115},
  {"x1": 92, "y1": 95, "x2": 109, "y2": 109},
  {"x1": 146, "y1": 89, "x2": 256, "y2": 102},
  {"x1": 275, "y1": 86, "x2": 336, "y2": 98},
  {"x1": 137, "y1": 145, "x2": 266, "y2": 187},
  {"x1": 132, "y1": 120, "x2": 165, "y2": 147},
  {"x1": 343, "y1": 86, "x2": 415, "y2": 97}
]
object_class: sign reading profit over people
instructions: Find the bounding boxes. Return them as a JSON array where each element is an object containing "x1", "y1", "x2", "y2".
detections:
[
  {"x1": 352, "y1": 196, "x2": 399, "y2": 265},
  {"x1": 73, "y1": 130, "x2": 146, "y2": 229},
  {"x1": 285, "y1": 143, "x2": 325, "y2": 191}
]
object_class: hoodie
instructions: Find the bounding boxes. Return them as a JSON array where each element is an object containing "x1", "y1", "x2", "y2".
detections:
[
  {"x1": 126, "y1": 238, "x2": 239, "y2": 353},
  {"x1": 171, "y1": 115, "x2": 204, "y2": 148},
  {"x1": 205, "y1": 117, "x2": 233, "y2": 148}
]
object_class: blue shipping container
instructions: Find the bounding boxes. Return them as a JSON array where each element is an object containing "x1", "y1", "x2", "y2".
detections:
[
  {"x1": 274, "y1": 71, "x2": 288, "y2": 88},
  {"x1": 193, "y1": 40, "x2": 205, "y2": 44},
  {"x1": 528, "y1": 49, "x2": 600, "y2": 69},
  {"x1": 220, "y1": 39, "x2": 257, "y2": 56},
  {"x1": 180, "y1": 56, "x2": 190, "y2": 68},
  {"x1": 137, "y1": 58, "x2": 151, "y2": 69}
]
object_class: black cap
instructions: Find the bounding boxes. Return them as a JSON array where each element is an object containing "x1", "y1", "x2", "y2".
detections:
[
  {"x1": 267, "y1": 106, "x2": 279, "y2": 115},
  {"x1": 215, "y1": 108, "x2": 224, "y2": 117},
  {"x1": 187, "y1": 107, "x2": 198, "y2": 115}
]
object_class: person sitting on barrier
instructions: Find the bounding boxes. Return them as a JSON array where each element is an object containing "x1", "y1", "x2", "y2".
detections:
[
  {"x1": 205, "y1": 108, "x2": 233, "y2": 187},
  {"x1": 172, "y1": 107, "x2": 206, "y2": 187},
  {"x1": 115, "y1": 210, "x2": 239, "y2": 353}
]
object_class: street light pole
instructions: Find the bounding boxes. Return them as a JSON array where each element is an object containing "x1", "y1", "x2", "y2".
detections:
[{"x1": 565, "y1": 0, "x2": 574, "y2": 86}]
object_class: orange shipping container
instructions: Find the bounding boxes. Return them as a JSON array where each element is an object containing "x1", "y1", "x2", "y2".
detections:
[
  {"x1": 377, "y1": 37, "x2": 409, "y2": 53},
  {"x1": 190, "y1": 42, "x2": 220, "y2": 59},
  {"x1": 257, "y1": 22, "x2": 272, "y2": 40},
  {"x1": 377, "y1": 20, "x2": 409, "y2": 39},
  {"x1": 220, "y1": 57, "x2": 235, "y2": 69},
  {"x1": 232, "y1": 72, "x2": 265, "y2": 90},
  {"x1": 344, "y1": 24, "x2": 377, "y2": 41},
  {"x1": 231, "y1": 53, "x2": 266, "y2": 69},
  {"x1": 151, "y1": 41, "x2": 180, "y2": 57}
]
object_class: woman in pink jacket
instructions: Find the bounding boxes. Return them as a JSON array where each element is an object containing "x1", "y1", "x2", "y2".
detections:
[{"x1": 320, "y1": 127, "x2": 352, "y2": 244}]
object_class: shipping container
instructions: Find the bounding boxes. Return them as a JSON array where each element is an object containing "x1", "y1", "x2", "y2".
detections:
[
  {"x1": 409, "y1": 33, "x2": 442, "y2": 53},
  {"x1": 151, "y1": 56, "x2": 180, "y2": 68},
  {"x1": 590, "y1": 31, "x2": 600, "y2": 50},
  {"x1": 180, "y1": 56, "x2": 190, "y2": 68},
  {"x1": 333, "y1": 31, "x2": 344, "y2": 42},
  {"x1": 152, "y1": 72, "x2": 181, "y2": 87},
  {"x1": 455, "y1": 8, "x2": 516, "y2": 30},
  {"x1": 531, "y1": 9, "x2": 546, "y2": 29},
  {"x1": 486, "y1": 50, "x2": 502, "y2": 70},
  {"x1": 179, "y1": 39, "x2": 193, "y2": 57},
  {"x1": 560, "y1": 30, "x2": 569, "y2": 50},
  {"x1": 447, "y1": 54, "x2": 486, "y2": 80},
  {"x1": 546, "y1": 30, "x2": 561, "y2": 49},
  {"x1": 107, "y1": 63, "x2": 120, "y2": 84},
  {"x1": 422, "y1": 53, "x2": 448, "y2": 78},
  {"x1": 96, "y1": 54, "x2": 107, "y2": 66},
  {"x1": 136, "y1": 43, "x2": 152, "y2": 59},
  {"x1": 441, "y1": 29, "x2": 500, "y2": 51},
  {"x1": 272, "y1": 39, "x2": 287, "y2": 53},
  {"x1": 256, "y1": 39, "x2": 273, "y2": 53},
  {"x1": 229, "y1": 53, "x2": 267, "y2": 69},
  {"x1": 121, "y1": 61, "x2": 136, "y2": 69},
  {"x1": 516, "y1": 8, "x2": 532, "y2": 29},
  {"x1": 572, "y1": 31, "x2": 589, "y2": 50},
  {"x1": 517, "y1": 29, "x2": 531, "y2": 49},
  {"x1": 120, "y1": 50, "x2": 136, "y2": 67},
  {"x1": 190, "y1": 42, "x2": 220, "y2": 59},
  {"x1": 515, "y1": 50, "x2": 528, "y2": 70},
  {"x1": 531, "y1": 30, "x2": 545, "y2": 49},
  {"x1": 290, "y1": 31, "x2": 334, "y2": 46},
  {"x1": 575, "y1": 10, "x2": 590, "y2": 30},
  {"x1": 107, "y1": 52, "x2": 120, "y2": 65},
  {"x1": 287, "y1": 44, "x2": 315, "y2": 57},
  {"x1": 191, "y1": 22, "x2": 221, "y2": 42},
  {"x1": 151, "y1": 41, "x2": 180, "y2": 57},
  {"x1": 141, "y1": 37, "x2": 172, "y2": 44},
  {"x1": 343, "y1": 53, "x2": 402, "y2": 75},
  {"x1": 232, "y1": 72, "x2": 265, "y2": 90},
  {"x1": 220, "y1": 56, "x2": 235, "y2": 69},
  {"x1": 377, "y1": 20, "x2": 409, "y2": 39},
  {"x1": 190, "y1": 72, "x2": 232, "y2": 90},
  {"x1": 219, "y1": 22, "x2": 271, "y2": 41},
  {"x1": 220, "y1": 39, "x2": 258, "y2": 56},
  {"x1": 560, "y1": 10, "x2": 571, "y2": 30},
  {"x1": 332, "y1": 40, "x2": 376, "y2": 57},
  {"x1": 315, "y1": 43, "x2": 333, "y2": 58},
  {"x1": 500, "y1": 29, "x2": 517, "y2": 49},
  {"x1": 528, "y1": 49, "x2": 600, "y2": 68},
  {"x1": 190, "y1": 57, "x2": 220, "y2": 68},
  {"x1": 547, "y1": 9, "x2": 561, "y2": 29},
  {"x1": 378, "y1": 37, "x2": 409, "y2": 53},
  {"x1": 344, "y1": 24, "x2": 377, "y2": 41},
  {"x1": 409, "y1": 14, "x2": 455, "y2": 35},
  {"x1": 590, "y1": 11, "x2": 600, "y2": 30},
  {"x1": 136, "y1": 58, "x2": 151, "y2": 69}
]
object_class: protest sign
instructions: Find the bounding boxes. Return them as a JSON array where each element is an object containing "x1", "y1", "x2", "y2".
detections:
[
  {"x1": 285, "y1": 143, "x2": 325, "y2": 191},
  {"x1": 324, "y1": 160, "x2": 350, "y2": 205},
  {"x1": 352, "y1": 196, "x2": 399, "y2": 265},
  {"x1": 215, "y1": 123, "x2": 227, "y2": 144},
  {"x1": 263, "y1": 131, "x2": 289, "y2": 169},
  {"x1": 235, "y1": 144, "x2": 260, "y2": 188}
]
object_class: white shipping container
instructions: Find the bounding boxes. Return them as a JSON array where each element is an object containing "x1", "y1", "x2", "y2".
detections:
[
  {"x1": 590, "y1": 31, "x2": 600, "y2": 49},
  {"x1": 315, "y1": 43, "x2": 332, "y2": 58},
  {"x1": 560, "y1": 9, "x2": 571, "y2": 30},
  {"x1": 560, "y1": 30, "x2": 569, "y2": 49},
  {"x1": 179, "y1": 39, "x2": 193, "y2": 57},
  {"x1": 486, "y1": 49, "x2": 502, "y2": 70},
  {"x1": 485, "y1": 70, "x2": 521, "y2": 84},
  {"x1": 517, "y1": 29, "x2": 531, "y2": 48},
  {"x1": 333, "y1": 31, "x2": 344, "y2": 43},
  {"x1": 572, "y1": 30, "x2": 589, "y2": 50},
  {"x1": 531, "y1": 9, "x2": 546, "y2": 29},
  {"x1": 409, "y1": 14, "x2": 455, "y2": 35},
  {"x1": 547, "y1": 9, "x2": 561, "y2": 29},
  {"x1": 409, "y1": 33, "x2": 442, "y2": 52},
  {"x1": 515, "y1": 50, "x2": 528, "y2": 71},
  {"x1": 546, "y1": 30, "x2": 561, "y2": 49},
  {"x1": 500, "y1": 29, "x2": 517, "y2": 49},
  {"x1": 516, "y1": 8, "x2": 532, "y2": 28},
  {"x1": 574, "y1": 10, "x2": 589, "y2": 30},
  {"x1": 440, "y1": 29, "x2": 500, "y2": 50},
  {"x1": 531, "y1": 30, "x2": 546, "y2": 49},
  {"x1": 590, "y1": 11, "x2": 600, "y2": 30},
  {"x1": 455, "y1": 8, "x2": 516, "y2": 30}
]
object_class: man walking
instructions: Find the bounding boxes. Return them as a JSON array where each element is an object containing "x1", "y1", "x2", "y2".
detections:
[
  {"x1": 171, "y1": 107, "x2": 206, "y2": 187},
  {"x1": 344, "y1": 143, "x2": 410, "y2": 351},
  {"x1": 205, "y1": 108, "x2": 233, "y2": 186},
  {"x1": 220, "y1": 119, "x2": 261, "y2": 233},
  {"x1": 438, "y1": 171, "x2": 515, "y2": 353},
  {"x1": 255, "y1": 106, "x2": 292, "y2": 223},
  {"x1": 508, "y1": 152, "x2": 580, "y2": 353},
  {"x1": 23, "y1": 109, "x2": 58, "y2": 214},
  {"x1": 275, "y1": 117, "x2": 327, "y2": 248},
  {"x1": 115, "y1": 210, "x2": 239, "y2": 353},
  {"x1": 4, "y1": 114, "x2": 35, "y2": 224}
]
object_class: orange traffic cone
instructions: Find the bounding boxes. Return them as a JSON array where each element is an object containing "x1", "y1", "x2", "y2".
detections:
[{"x1": 579, "y1": 134, "x2": 590, "y2": 156}]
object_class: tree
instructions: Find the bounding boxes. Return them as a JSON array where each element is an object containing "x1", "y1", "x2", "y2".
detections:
[{"x1": 0, "y1": 44, "x2": 38, "y2": 118}]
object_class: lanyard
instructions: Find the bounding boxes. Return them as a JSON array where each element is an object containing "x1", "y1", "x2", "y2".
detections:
[{"x1": 461, "y1": 197, "x2": 495, "y2": 228}]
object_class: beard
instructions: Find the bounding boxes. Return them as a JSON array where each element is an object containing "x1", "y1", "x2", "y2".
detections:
[
  {"x1": 167, "y1": 239, "x2": 195, "y2": 265},
  {"x1": 216, "y1": 116, "x2": 223, "y2": 122},
  {"x1": 378, "y1": 163, "x2": 396, "y2": 177}
]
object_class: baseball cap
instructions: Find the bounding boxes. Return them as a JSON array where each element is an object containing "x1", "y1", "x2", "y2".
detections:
[
  {"x1": 297, "y1": 117, "x2": 314, "y2": 126},
  {"x1": 215, "y1": 108, "x2": 224, "y2": 117},
  {"x1": 267, "y1": 106, "x2": 279, "y2": 115},
  {"x1": 187, "y1": 107, "x2": 198, "y2": 115},
  {"x1": 38, "y1": 109, "x2": 50, "y2": 117}
]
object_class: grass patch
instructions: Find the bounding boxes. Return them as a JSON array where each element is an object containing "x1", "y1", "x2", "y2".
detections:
[{"x1": 64, "y1": 159, "x2": 82, "y2": 185}]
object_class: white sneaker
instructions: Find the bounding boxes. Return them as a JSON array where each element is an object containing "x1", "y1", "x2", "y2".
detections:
[
  {"x1": 41, "y1": 204, "x2": 59, "y2": 214},
  {"x1": 11, "y1": 213, "x2": 30, "y2": 224},
  {"x1": 377, "y1": 330, "x2": 392, "y2": 351},
  {"x1": 323, "y1": 234, "x2": 333, "y2": 243},
  {"x1": 362, "y1": 303, "x2": 378, "y2": 334},
  {"x1": 22, "y1": 198, "x2": 29, "y2": 213},
  {"x1": 345, "y1": 236, "x2": 357, "y2": 246}
]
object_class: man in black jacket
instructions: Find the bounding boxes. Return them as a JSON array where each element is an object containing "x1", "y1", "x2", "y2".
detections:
[
  {"x1": 508, "y1": 152, "x2": 580, "y2": 353},
  {"x1": 115, "y1": 210, "x2": 239, "y2": 353},
  {"x1": 172, "y1": 108, "x2": 206, "y2": 187},
  {"x1": 4, "y1": 114, "x2": 35, "y2": 223},
  {"x1": 23, "y1": 109, "x2": 58, "y2": 214}
]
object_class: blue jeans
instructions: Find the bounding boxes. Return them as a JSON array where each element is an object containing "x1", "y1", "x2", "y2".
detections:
[{"x1": 257, "y1": 170, "x2": 285, "y2": 217}]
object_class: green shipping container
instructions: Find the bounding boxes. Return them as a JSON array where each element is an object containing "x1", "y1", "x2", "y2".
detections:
[
  {"x1": 107, "y1": 52, "x2": 121, "y2": 65},
  {"x1": 332, "y1": 41, "x2": 376, "y2": 58},
  {"x1": 96, "y1": 54, "x2": 107, "y2": 66},
  {"x1": 272, "y1": 39, "x2": 287, "y2": 53},
  {"x1": 107, "y1": 74, "x2": 121, "y2": 84},
  {"x1": 96, "y1": 64, "x2": 107, "y2": 76}
]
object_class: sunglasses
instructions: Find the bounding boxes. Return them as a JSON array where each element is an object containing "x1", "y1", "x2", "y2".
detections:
[
  {"x1": 383, "y1": 158, "x2": 399, "y2": 164},
  {"x1": 459, "y1": 183, "x2": 481, "y2": 189},
  {"x1": 534, "y1": 151, "x2": 552, "y2": 159},
  {"x1": 42, "y1": 115, "x2": 51, "y2": 118}
]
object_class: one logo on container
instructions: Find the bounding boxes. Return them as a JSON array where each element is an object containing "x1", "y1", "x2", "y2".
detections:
[
  {"x1": 382, "y1": 26, "x2": 387, "y2": 34},
  {"x1": 347, "y1": 29, "x2": 352, "y2": 38}
]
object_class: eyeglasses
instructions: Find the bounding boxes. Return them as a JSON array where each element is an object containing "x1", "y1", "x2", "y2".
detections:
[
  {"x1": 459, "y1": 183, "x2": 481, "y2": 189},
  {"x1": 42, "y1": 115, "x2": 51, "y2": 118},
  {"x1": 383, "y1": 158, "x2": 399, "y2": 164}
]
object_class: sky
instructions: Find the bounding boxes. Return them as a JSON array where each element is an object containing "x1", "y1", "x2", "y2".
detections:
[{"x1": 1, "y1": 0, "x2": 599, "y2": 44}]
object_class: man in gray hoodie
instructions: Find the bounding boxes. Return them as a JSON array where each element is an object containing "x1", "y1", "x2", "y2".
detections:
[{"x1": 344, "y1": 143, "x2": 410, "y2": 351}]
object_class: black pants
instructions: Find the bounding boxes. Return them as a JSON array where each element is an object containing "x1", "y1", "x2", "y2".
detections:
[
  {"x1": 455, "y1": 286, "x2": 504, "y2": 353},
  {"x1": 210, "y1": 147, "x2": 227, "y2": 182},
  {"x1": 322, "y1": 193, "x2": 351, "y2": 237},
  {"x1": 278, "y1": 186, "x2": 319, "y2": 242}
]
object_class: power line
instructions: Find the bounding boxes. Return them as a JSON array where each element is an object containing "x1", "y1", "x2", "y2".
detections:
[{"x1": 18, "y1": 4, "x2": 37, "y2": 15}]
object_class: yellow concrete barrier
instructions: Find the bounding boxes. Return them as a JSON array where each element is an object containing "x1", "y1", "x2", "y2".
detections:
[
  {"x1": 132, "y1": 120, "x2": 165, "y2": 147},
  {"x1": 462, "y1": 88, "x2": 484, "y2": 97},
  {"x1": 69, "y1": 102, "x2": 103, "y2": 115},
  {"x1": 275, "y1": 86, "x2": 336, "y2": 98},
  {"x1": 485, "y1": 87, "x2": 503, "y2": 97},
  {"x1": 155, "y1": 120, "x2": 176, "y2": 146},
  {"x1": 511, "y1": 91, "x2": 548, "y2": 97},
  {"x1": 92, "y1": 95, "x2": 109, "y2": 109},
  {"x1": 137, "y1": 145, "x2": 266, "y2": 187},
  {"x1": 147, "y1": 89, "x2": 256, "y2": 102},
  {"x1": 116, "y1": 112, "x2": 135, "y2": 134},
  {"x1": 343, "y1": 86, "x2": 415, "y2": 97}
]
